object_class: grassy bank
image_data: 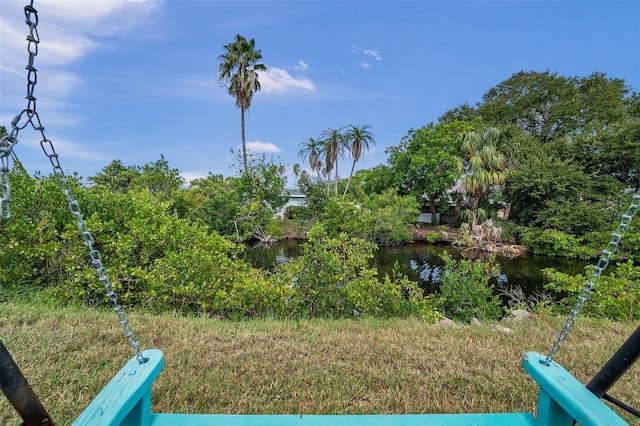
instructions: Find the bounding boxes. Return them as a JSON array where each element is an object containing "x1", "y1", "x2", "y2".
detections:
[{"x1": 1, "y1": 301, "x2": 638, "y2": 425}]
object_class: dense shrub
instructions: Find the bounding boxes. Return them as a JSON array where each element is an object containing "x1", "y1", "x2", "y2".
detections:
[
  {"x1": 319, "y1": 190, "x2": 419, "y2": 245},
  {"x1": 519, "y1": 228, "x2": 597, "y2": 259},
  {"x1": 283, "y1": 204, "x2": 312, "y2": 220},
  {"x1": 271, "y1": 224, "x2": 436, "y2": 319},
  {"x1": 519, "y1": 213, "x2": 640, "y2": 260},
  {"x1": 2, "y1": 169, "x2": 435, "y2": 320},
  {"x1": 435, "y1": 254, "x2": 503, "y2": 322},
  {"x1": 1, "y1": 170, "x2": 287, "y2": 318},
  {"x1": 543, "y1": 260, "x2": 640, "y2": 321},
  {"x1": 0, "y1": 168, "x2": 77, "y2": 288},
  {"x1": 49, "y1": 189, "x2": 288, "y2": 318}
]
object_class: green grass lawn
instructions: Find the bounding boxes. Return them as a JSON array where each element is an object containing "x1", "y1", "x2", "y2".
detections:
[{"x1": 1, "y1": 301, "x2": 638, "y2": 425}]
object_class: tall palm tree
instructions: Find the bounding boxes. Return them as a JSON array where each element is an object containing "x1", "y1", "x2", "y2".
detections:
[
  {"x1": 343, "y1": 124, "x2": 375, "y2": 196},
  {"x1": 218, "y1": 34, "x2": 267, "y2": 173},
  {"x1": 319, "y1": 128, "x2": 345, "y2": 196},
  {"x1": 459, "y1": 127, "x2": 507, "y2": 227},
  {"x1": 298, "y1": 137, "x2": 322, "y2": 179}
]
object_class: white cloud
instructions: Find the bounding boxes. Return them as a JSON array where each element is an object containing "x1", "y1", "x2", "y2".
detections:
[
  {"x1": 36, "y1": 0, "x2": 163, "y2": 36},
  {"x1": 291, "y1": 60, "x2": 309, "y2": 72},
  {"x1": 0, "y1": 0, "x2": 164, "y2": 132},
  {"x1": 363, "y1": 49, "x2": 382, "y2": 61},
  {"x1": 246, "y1": 141, "x2": 282, "y2": 153},
  {"x1": 21, "y1": 134, "x2": 110, "y2": 161},
  {"x1": 38, "y1": 70, "x2": 84, "y2": 98},
  {"x1": 351, "y1": 45, "x2": 383, "y2": 69},
  {"x1": 41, "y1": 0, "x2": 136, "y2": 20},
  {"x1": 1, "y1": 20, "x2": 31, "y2": 65},
  {"x1": 38, "y1": 27, "x2": 98, "y2": 66},
  {"x1": 260, "y1": 67, "x2": 315, "y2": 95}
]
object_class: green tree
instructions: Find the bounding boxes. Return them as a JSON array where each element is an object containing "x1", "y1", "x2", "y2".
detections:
[
  {"x1": 438, "y1": 70, "x2": 638, "y2": 242},
  {"x1": 293, "y1": 168, "x2": 328, "y2": 219},
  {"x1": 174, "y1": 152, "x2": 287, "y2": 241},
  {"x1": 351, "y1": 165, "x2": 395, "y2": 196},
  {"x1": 89, "y1": 156, "x2": 183, "y2": 197},
  {"x1": 189, "y1": 175, "x2": 241, "y2": 236},
  {"x1": 319, "y1": 190, "x2": 419, "y2": 245},
  {"x1": 441, "y1": 71, "x2": 638, "y2": 143},
  {"x1": 459, "y1": 127, "x2": 508, "y2": 227},
  {"x1": 319, "y1": 127, "x2": 345, "y2": 196},
  {"x1": 503, "y1": 139, "x2": 624, "y2": 236},
  {"x1": 569, "y1": 119, "x2": 640, "y2": 189},
  {"x1": 343, "y1": 124, "x2": 375, "y2": 196},
  {"x1": 130, "y1": 155, "x2": 184, "y2": 196},
  {"x1": 475, "y1": 71, "x2": 638, "y2": 143},
  {"x1": 298, "y1": 137, "x2": 323, "y2": 180},
  {"x1": 387, "y1": 121, "x2": 474, "y2": 218},
  {"x1": 224, "y1": 152, "x2": 288, "y2": 240},
  {"x1": 88, "y1": 159, "x2": 139, "y2": 192},
  {"x1": 438, "y1": 102, "x2": 479, "y2": 124},
  {"x1": 235, "y1": 153, "x2": 288, "y2": 214},
  {"x1": 218, "y1": 34, "x2": 267, "y2": 173},
  {"x1": 504, "y1": 155, "x2": 589, "y2": 227},
  {"x1": 477, "y1": 71, "x2": 577, "y2": 143}
]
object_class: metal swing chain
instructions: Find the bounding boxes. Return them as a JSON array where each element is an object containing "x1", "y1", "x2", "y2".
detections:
[
  {"x1": 546, "y1": 189, "x2": 640, "y2": 364},
  {"x1": 3, "y1": 0, "x2": 146, "y2": 364},
  {"x1": 0, "y1": 141, "x2": 16, "y2": 218}
]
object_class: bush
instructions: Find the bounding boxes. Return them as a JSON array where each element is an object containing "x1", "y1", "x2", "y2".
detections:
[
  {"x1": 48, "y1": 189, "x2": 288, "y2": 318},
  {"x1": 543, "y1": 260, "x2": 640, "y2": 321},
  {"x1": 519, "y1": 216, "x2": 640, "y2": 261},
  {"x1": 0, "y1": 168, "x2": 79, "y2": 288},
  {"x1": 284, "y1": 204, "x2": 313, "y2": 220},
  {"x1": 1, "y1": 170, "x2": 288, "y2": 318},
  {"x1": 435, "y1": 254, "x2": 503, "y2": 322},
  {"x1": 519, "y1": 227, "x2": 596, "y2": 258},
  {"x1": 319, "y1": 190, "x2": 419, "y2": 245},
  {"x1": 271, "y1": 224, "x2": 435, "y2": 319}
]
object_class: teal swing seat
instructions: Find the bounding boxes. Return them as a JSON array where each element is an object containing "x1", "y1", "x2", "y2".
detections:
[{"x1": 72, "y1": 349, "x2": 626, "y2": 426}]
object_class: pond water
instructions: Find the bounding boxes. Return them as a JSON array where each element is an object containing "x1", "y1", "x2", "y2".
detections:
[{"x1": 243, "y1": 240, "x2": 591, "y2": 296}]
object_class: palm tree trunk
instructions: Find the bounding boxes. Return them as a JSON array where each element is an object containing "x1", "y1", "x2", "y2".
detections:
[
  {"x1": 241, "y1": 107, "x2": 248, "y2": 173},
  {"x1": 471, "y1": 196, "x2": 480, "y2": 228},
  {"x1": 343, "y1": 160, "x2": 357, "y2": 196}
]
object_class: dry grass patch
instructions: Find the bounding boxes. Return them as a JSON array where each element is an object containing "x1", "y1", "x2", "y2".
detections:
[{"x1": 1, "y1": 302, "x2": 638, "y2": 425}]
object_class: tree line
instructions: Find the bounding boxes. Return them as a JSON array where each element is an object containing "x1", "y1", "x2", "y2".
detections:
[
  {"x1": 1, "y1": 32, "x2": 639, "y2": 321},
  {"x1": 216, "y1": 34, "x2": 639, "y2": 256},
  {"x1": 347, "y1": 70, "x2": 639, "y2": 257}
]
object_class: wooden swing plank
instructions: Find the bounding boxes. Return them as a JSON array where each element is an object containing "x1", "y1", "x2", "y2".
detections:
[
  {"x1": 522, "y1": 352, "x2": 628, "y2": 426},
  {"x1": 73, "y1": 349, "x2": 164, "y2": 426},
  {"x1": 149, "y1": 412, "x2": 535, "y2": 425}
]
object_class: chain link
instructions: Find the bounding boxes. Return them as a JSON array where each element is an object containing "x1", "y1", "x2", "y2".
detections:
[
  {"x1": 546, "y1": 189, "x2": 640, "y2": 364},
  {"x1": 1, "y1": 134, "x2": 19, "y2": 219},
  {"x1": 2, "y1": 0, "x2": 146, "y2": 363}
]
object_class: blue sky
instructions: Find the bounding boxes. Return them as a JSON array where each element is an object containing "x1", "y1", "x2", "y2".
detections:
[{"x1": 1, "y1": 1, "x2": 639, "y2": 186}]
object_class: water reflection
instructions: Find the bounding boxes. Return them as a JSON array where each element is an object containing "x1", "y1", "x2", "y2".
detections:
[
  {"x1": 243, "y1": 240, "x2": 589, "y2": 295},
  {"x1": 244, "y1": 240, "x2": 302, "y2": 270}
]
